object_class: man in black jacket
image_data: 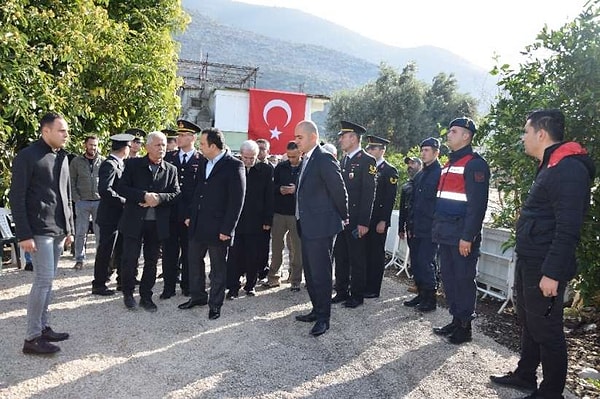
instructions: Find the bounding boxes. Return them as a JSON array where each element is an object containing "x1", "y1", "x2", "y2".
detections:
[
  {"x1": 117, "y1": 131, "x2": 180, "y2": 312},
  {"x1": 403, "y1": 137, "x2": 442, "y2": 312},
  {"x1": 179, "y1": 128, "x2": 245, "y2": 320},
  {"x1": 10, "y1": 112, "x2": 74, "y2": 355},
  {"x1": 490, "y1": 109, "x2": 595, "y2": 399},
  {"x1": 364, "y1": 135, "x2": 398, "y2": 299},
  {"x1": 91, "y1": 133, "x2": 134, "y2": 296}
]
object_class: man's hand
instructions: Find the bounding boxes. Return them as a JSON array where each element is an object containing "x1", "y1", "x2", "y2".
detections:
[
  {"x1": 459, "y1": 239, "x2": 472, "y2": 257},
  {"x1": 143, "y1": 192, "x2": 160, "y2": 207},
  {"x1": 19, "y1": 239, "x2": 36, "y2": 253},
  {"x1": 262, "y1": 225, "x2": 271, "y2": 231},
  {"x1": 376, "y1": 221, "x2": 386, "y2": 234},
  {"x1": 219, "y1": 233, "x2": 231, "y2": 241},
  {"x1": 539, "y1": 275, "x2": 559, "y2": 297},
  {"x1": 357, "y1": 225, "x2": 369, "y2": 238},
  {"x1": 399, "y1": 232, "x2": 406, "y2": 240},
  {"x1": 184, "y1": 218, "x2": 190, "y2": 227},
  {"x1": 64, "y1": 235, "x2": 74, "y2": 247}
]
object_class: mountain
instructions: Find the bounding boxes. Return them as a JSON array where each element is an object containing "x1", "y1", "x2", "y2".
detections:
[{"x1": 178, "y1": 0, "x2": 497, "y2": 103}]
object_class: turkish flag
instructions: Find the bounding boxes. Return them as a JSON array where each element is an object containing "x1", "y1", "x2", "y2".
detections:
[{"x1": 248, "y1": 88, "x2": 307, "y2": 155}]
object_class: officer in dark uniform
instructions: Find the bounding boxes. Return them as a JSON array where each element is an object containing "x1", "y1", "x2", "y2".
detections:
[
  {"x1": 164, "y1": 128, "x2": 178, "y2": 152},
  {"x1": 403, "y1": 137, "x2": 442, "y2": 312},
  {"x1": 432, "y1": 117, "x2": 490, "y2": 344},
  {"x1": 333, "y1": 121, "x2": 377, "y2": 308},
  {"x1": 126, "y1": 128, "x2": 146, "y2": 158},
  {"x1": 161, "y1": 120, "x2": 204, "y2": 298},
  {"x1": 364, "y1": 135, "x2": 398, "y2": 298},
  {"x1": 91, "y1": 133, "x2": 135, "y2": 296}
]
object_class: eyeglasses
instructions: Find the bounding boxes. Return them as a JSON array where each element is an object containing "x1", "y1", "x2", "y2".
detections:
[{"x1": 544, "y1": 296, "x2": 556, "y2": 317}]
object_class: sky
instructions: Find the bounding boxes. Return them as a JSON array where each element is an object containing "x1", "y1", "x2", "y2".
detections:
[{"x1": 235, "y1": 0, "x2": 589, "y2": 70}]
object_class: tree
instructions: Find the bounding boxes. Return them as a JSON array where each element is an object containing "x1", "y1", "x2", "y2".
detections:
[
  {"x1": 483, "y1": 0, "x2": 600, "y2": 305},
  {"x1": 325, "y1": 63, "x2": 478, "y2": 153},
  {"x1": 0, "y1": 0, "x2": 188, "y2": 203}
]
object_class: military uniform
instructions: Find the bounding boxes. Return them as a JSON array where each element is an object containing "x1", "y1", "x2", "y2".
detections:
[
  {"x1": 432, "y1": 118, "x2": 490, "y2": 344},
  {"x1": 364, "y1": 136, "x2": 398, "y2": 298},
  {"x1": 333, "y1": 121, "x2": 377, "y2": 307},
  {"x1": 161, "y1": 120, "x2": 204, "y2": 298}
]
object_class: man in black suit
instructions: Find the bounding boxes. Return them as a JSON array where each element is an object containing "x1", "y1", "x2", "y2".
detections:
[
  {"x1": 226, "y1": 140, "x2": 274, "y2": 298},
  {"x1": 364, "y1": 135, "x2": 398, "y2": 298},
  {"x1": 161, "y1": 120, "x2": 204, "y2": 299},
  {"x1": 179, "y1": 128, "x2": 245, "y2": 320},
  {"x1": 294, "y1": 120, "x2": 348, "y2": 337},
  {"x1": 333, "y1": 121, "x2": 377, "y2": 309},
  {"x1": 117, "y1": 131, "x2": 180, "y2": 312},
  {"x1": 91, "y1": 133, "x2": 134, "y2": 296}
]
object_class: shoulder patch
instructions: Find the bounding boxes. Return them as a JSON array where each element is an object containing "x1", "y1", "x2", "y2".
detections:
[
  {"x1": 369, "y1": 164, "x2": 377, "y2": 175},
  {"x1": 474, "y1": 171, "x2": 486, "y2": 183}
]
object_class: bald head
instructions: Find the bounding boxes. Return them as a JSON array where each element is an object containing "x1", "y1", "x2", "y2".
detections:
[{"x1": 294, "y1": 120, "x2": 319, "y2": 153}]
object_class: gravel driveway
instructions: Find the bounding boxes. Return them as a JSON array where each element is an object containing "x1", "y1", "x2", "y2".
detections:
[{"x1": 0, "y1": 253, "x2": 577, "y2": 399}]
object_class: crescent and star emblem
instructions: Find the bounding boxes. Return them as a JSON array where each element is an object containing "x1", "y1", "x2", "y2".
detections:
[{"x1": 263, "y1": 99, "x2": 292, "y2": 140}]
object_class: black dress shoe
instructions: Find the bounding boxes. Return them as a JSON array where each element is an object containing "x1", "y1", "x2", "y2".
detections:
[
  {"x1": 295, "y1": 312, "x2": 317, "y2": 322},
  {"x1": 447, "y1": 322, "x2": 472, "y2": 345},
  {"x1": 363, "y1": 292, "x2": 379, "y2": 299},
  {"x1": 331, "y1": 293, "x2": 349, "y2": 304},
  {"x1": 226, "y1": 290, "x2": 239, "y2": 300},
  {"x1": 309, "y1": 320, "x2": 330, "y2": 336},
  {"x1": 343, "y1": 297, "x2": 364, "y2": 308},
  {"x1": 140, "y1": 298, "x2": 158, "y2": 312},
  {"x1": 124, "y1": 294, "x2": 137, "y2": 309},
  {"x1": 159, "y1": 291, "x2": 175, "y2": 300},
  {"x1": 23, "y1": 337, "x2": 60, "y2": 355},
  {"x1": 41, "y1": 327, "x2": 69, "y2": 342},
  {"x1": 24, "y1": 262, "x2": 34, "y2": 271},
  {"x1": 92, "y1": 287, "x2": 115, "y2": 296},
  {"x1": 433, "y1": 318, "x2": 458, "y2": 336},
  {"x1": 245, "y1": 289, "x2": 256, "y2": 297},
  {"x1": 208, "y1": 306, "x2": 221, "y2": 320},
  {"x1": 178, "y1": 298, "x2": 208, "y2": 309},
  {"x1": 403, "y1": 295, "x2": 421, "y2": 307},
  {"x1": 489, "y1": 372, "x2": 537, "y2": 392}
]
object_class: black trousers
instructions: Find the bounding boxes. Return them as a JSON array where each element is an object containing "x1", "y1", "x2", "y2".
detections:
[
  {"x1": 162, "y1": 220, "x2": 190, "y2": 293},
  {"x1": 409, "y1": 237, "x2": 438, "y2": 291},
  {"x1": 334, "y1": 228, "x2": 367, "y2": 299},
  {"x1": 299, "y1": 222, "x2": 335, "y2": 323},
  {"x1": 364, "y1": 228, "x2": 387, "y2": 296},
  {"x1": 188, "y1": 238, "x2": 229, "y2": 309},
  {"x1": 92, "y1": 223, "x2": 122, "y2": 290},
  {"x1": 515, "y1": 256, "x2": 567, "y2": 398},
  {"x1": 121, "y1": 221, "x2": 162, "y2": 299},
  {"x1": 226, "y1": 233, "x2": 265, "y2": 292},
  {"x1": 438, "y1": 243, "x2": 478, "y2": 322}
]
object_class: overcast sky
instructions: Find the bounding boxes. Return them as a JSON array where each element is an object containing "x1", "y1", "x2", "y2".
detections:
[{"x1": 236, "y1": 0, "x2": 588, "y2": 69}]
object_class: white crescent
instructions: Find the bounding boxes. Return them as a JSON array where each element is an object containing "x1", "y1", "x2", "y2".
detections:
[{"x1": 263, "y1": 99, "x2": 292, "y2": 127}]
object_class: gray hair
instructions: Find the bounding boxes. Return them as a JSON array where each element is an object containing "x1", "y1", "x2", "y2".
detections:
[
  {"x1": 146, "y1": 131, "x2": 167, "y2": 145},
  {"x1": 321, "y1": 143, "x2": 337, "y2": 157},
  {"x1": 240, "y1": 140, "x2": 259, "y2": 154}
]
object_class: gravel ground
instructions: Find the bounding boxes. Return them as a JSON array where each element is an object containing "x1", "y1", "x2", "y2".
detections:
[{"x1": 0, "y1": 253, "x2": 578, "y2": 399}]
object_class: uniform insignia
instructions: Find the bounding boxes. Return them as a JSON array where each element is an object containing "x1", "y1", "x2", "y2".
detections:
[
  {"x1": 389, "y1": 177, "x2": 398, "y2": 185},
  {"x1": 368, "y1": 164, "x2": 377, "y2": 175},
  {"x1": 178, "y1": 121, "x2": 184, "y2": 128},
  {"x1": 474, "y1": 171, "x2": 486, "y2": 183},
  {"x1": 349, "y1": 172, "x2": 354, "y2": 179}
]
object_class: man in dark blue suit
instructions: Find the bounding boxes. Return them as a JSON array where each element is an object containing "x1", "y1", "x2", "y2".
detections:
[
  {"x1": 294, "y1": 120, "x2": 348, "y2": 337},
  {"x1": 179, "y1": 128, "x2": 245, "y2": 320}
]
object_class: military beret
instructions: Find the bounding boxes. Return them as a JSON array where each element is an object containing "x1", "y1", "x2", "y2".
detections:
[
  {"x1": 449, "y1": 117, "x2": 477, "y2": 135},
  {"x1": 365, "y1": 135, "x2": 390, "y2": 148},
  {"x1": 125, "y1": 128, "x2": 146, "y2": 142},
  {"x1": 420, "y1": 137, "x2": 440, "y2": 149},
  {"x1": 176, "y1": 119, "x2": 201, "y2": 134},
  {"x1": 404, "y1": 156, "x2": 422, "y2": 165},
  {"x1": 338, "y1": 120, "x2": 366, "y2": 137}
]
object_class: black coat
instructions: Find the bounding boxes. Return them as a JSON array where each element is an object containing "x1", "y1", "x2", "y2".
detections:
[
  {"x1": 96, "y1": 155, "x2": 126, "y2": 226},
  {"x1": 236, "y1": 162, "x2": 274, "y2": 234},
  {"x1": 10, "y1": 139, "x2": 74, "y2": 240},
  {"x1": 164, "y1": 149, "x2": 205, "y2": 222},
  {"x1": 116, "y1": 156, "x2": 180, "y2": 241},
  {"x1": 187, "y1": 151, "x2": 246, "y2": 244},
  {"x1": 273, "y1": 159, "x2": 302, "y2": 215},
  {"x1": 341, "y1": 149, "x2": 376, "y2": 228},
  {"x1": 410, "y1": 159, "x2": 441, "y2": 238},
  {"x1": 370, "y1": 160, "x2": 398, "y2": 228}
]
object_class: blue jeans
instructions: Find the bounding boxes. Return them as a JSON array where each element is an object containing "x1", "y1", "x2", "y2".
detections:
[
  {"x1": 74, "y1": 200, "x2": 100, "y2": 262},
  {"x1": 26, "y1": 235, "x2": 65, "y2": 340}
]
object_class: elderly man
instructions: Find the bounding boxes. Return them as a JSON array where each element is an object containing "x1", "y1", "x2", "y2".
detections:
[
  {"x1": 226, "y1": 140, "x2": 274, "y2": 298},
  {"x1": 117, "y1": 131, "x2": 180, "y2": 312}
]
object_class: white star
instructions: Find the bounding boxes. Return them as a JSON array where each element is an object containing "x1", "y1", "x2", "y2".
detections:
[{"x1": 270, "y1": 126, "x2": 282, "y2": 140}]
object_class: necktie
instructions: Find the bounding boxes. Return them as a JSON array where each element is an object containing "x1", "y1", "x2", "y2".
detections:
[
  {"x1": 182, "y1": 153, "x2": 187, "y2": 164},
  {"x1": 343, "y1": 155, "x2": 349, "y2": 169}
]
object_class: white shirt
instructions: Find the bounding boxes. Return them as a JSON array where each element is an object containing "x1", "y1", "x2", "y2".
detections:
[{"x1": 206, "y1": 150, "x2": 226, "y2": 179}]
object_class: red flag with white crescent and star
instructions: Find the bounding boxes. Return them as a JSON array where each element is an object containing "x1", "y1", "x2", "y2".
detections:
[{"x1": 248, "y1": 88, "x2": 307, "y2": 154}]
